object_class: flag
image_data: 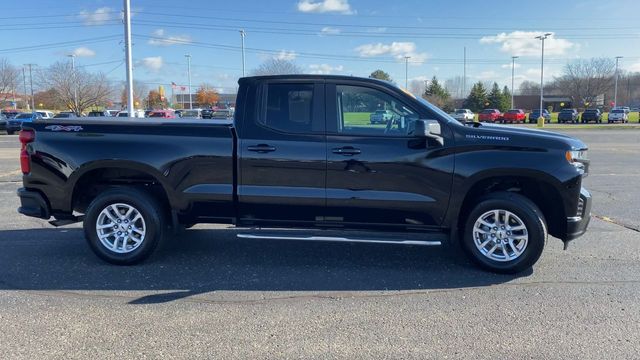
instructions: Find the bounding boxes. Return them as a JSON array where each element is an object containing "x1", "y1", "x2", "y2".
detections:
[
  {"x1": 171, "y1": 82, "x2": 177, "y2": 89},
  {"x1": 180, "y1": 86, "x2": 186, "y2": 91}
]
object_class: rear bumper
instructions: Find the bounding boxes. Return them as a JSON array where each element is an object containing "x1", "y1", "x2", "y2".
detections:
[
  {"x1": 564, "y1": 187, "x2": 592, "y2": 241},
  {"x1": 17, "y1": 187, "x2": 50, "y2": 219}
]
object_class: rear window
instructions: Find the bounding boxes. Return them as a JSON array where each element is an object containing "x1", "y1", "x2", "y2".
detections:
[
  {"x1": 507, "y1": 110, "x2": 519, "y2": 113},
  {"x1": 455, "y1": 109, "x2": 466, "y2": 114},
  {"x1": 149, "y1": 112, "x2": 165, "y2": 117},
  {"x1": 611, "y1": 109, "x2": 624, "y2": 114},
  {"x1": 561, "y1": 109, "x2": 573, "y2": 112},
  {"x1": 584, "y1": 110, "x2": 598, "y2": 113},
  {"x1": 481, "y1": 109, "x2": 495, "y2": 114},
  {"x1": 15, "y1": 113, "x2": 32, "y2": 119}
]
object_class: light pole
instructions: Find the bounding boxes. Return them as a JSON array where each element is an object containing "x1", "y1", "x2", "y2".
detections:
[
  {"x1": 240, "y1": 30, "x2": 246, "y2": 77},
  {"x1": 404, "y1": 56, "x2": 410, "y2": 89},
  {"x1": 67, "y1": 54, "x2": 77, "y2": 114},
  {"x1": 614, "y1": 56, "x2": 623, "y2": 108},
  {"x1": 24, "y1": 64, "x2": 36, "y2": 111},
  {"x1": 185, "y1": 54, "x2": 192, "y2": 109},
  {"x1": 511, "y1": 56, "x2": 519, "y2": 109},
  {"x1": 123, "y1": 0, "x2": 134, "y2": 115},
  {"x1": 535, "y1": 33, "x2": 552, "y2": 122}
]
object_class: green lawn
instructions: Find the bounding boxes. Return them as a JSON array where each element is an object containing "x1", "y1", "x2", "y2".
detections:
[{"x1": 343, "y1": 112, "x2": 372, "y2": 126}]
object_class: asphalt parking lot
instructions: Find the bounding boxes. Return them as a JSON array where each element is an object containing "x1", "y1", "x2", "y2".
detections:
[{"x1": 0, "y1": 130, "x2": 639, "y2": 359}]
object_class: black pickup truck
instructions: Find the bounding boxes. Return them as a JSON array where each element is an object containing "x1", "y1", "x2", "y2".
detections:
[{"x1": 16, "y1": 75, "x2": 592, "y2": 273}]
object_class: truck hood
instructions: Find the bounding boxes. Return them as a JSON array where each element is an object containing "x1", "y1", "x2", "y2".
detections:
[{"x1": 459, "y1": 123, "x2": 588, "y2": 150}]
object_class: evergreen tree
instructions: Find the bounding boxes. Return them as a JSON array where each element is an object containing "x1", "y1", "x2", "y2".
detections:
[
  {"x1": 369, "y1": 70, "x2": 393, "y2": 82},
  {"x1": 423, "y1": 76, "x2": 453, "y2": 111},
  {"x1": 462, "y1": 82, "x2": 487, "y2": 112},
  {"x1": 501, "y1": 85, "x2": 512, "y2": 111},
  {"x1": 487, "y1": 82, "x2": 503, "y2": 110}
]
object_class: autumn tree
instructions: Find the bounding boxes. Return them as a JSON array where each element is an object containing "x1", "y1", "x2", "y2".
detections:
[
  {"x1": 34, "y1": 89, "x2": 66, "y2": 110},
  {"x1": 37, "y1": 61, "x2": 113, "y2": 115},
  {"x1": 251, "y1": 59, "x2": 302, "y2": 75},
  {"x1": 146, "y1": 89, "x2": 166, "y2": 109},
  {"x1": 196, "y1": 83, "x2": 219, "y2": 107},
  {"x1": 121, "y1": 80, "x2": 148, "y2": 109}
]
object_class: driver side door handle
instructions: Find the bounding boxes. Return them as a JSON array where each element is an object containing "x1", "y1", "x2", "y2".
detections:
[{"x1": 332, "y1": 147, "x2": 361, "y2": 156}]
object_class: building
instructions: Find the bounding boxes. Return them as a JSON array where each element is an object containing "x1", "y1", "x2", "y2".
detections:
[
  {"x1": 174, "y1": 93, "x2": 237, "y2": 109},
  {"x1": 513, "y1": 95, "x2": 573, "y2": 111}
]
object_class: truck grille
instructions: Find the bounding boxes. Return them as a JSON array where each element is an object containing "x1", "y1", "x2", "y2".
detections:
[{"x1": 577, "y1": 197, "x2": 585, "y2": 217}]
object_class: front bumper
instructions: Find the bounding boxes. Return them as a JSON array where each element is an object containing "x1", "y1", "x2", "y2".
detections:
[
  {"x1": 564, "y1": 187, "x2": 592, "y2": 241},
  {"x1": 17, "y1": 188, "x2": 50, "y2": 219}
]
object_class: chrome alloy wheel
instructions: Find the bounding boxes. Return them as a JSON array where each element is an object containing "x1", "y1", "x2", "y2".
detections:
[
  {"x1": 95, "y1": 203, "x2": 146, "y2": 254},
  {"x1": 472, "y1": 209, "x2": 528, "y2": 262}
]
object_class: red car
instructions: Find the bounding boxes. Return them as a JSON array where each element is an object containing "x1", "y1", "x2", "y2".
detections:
[
  {"x1": 502, "y1": 109, "x2": 526, "y2": 123},
  {"x1": 148, "y1": 110, "x2": 176, "y2": 119},
  {"x1": 478, "y1": 109, "x2": 502, "y2": 123}
]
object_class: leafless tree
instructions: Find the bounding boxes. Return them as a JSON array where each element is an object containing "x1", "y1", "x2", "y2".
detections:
[
  {"x1": 0, "y1": 58, "x2": 20, "y2": 101},
  {"x1": 444, "y1": 76, "x2": 468, "y2": 99},
  {"x1": 251, "y1": 59, "x2": 303, "y2": 76},
  {"x1": 408, "y1": 79, "x2": 427, "y2": 97},
  {"x1": 554, "y1": 57, "x2": 616, "y2": 106},
  {"x1": 518, "y1": 80, "x2": 541, "y2": 96},
  {"x1": 37, "y1": 61, "x2": 113, "y2": 114}
]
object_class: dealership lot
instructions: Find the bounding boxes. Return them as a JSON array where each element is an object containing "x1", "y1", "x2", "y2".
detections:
[{"x1": 0, "y1": 130, "x2": 639, "y2": 359}]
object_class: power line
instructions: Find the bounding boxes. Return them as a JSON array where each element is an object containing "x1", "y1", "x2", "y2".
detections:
[{"x1": 0, "y1": 35, "x2": 121, "y2": 54}]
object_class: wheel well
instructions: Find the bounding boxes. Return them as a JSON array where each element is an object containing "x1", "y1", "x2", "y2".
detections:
[
  {"x1": 458, "y1": 176, "x2": 565, "y2": 238},
  {"x1": 72, "y1": 167, "x2": 170, "y2": 214}
]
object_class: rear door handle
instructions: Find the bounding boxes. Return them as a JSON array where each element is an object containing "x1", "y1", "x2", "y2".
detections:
[
  {"x1": 332, "y1": 147, "x2": 361, "y2": 155},
  {"x1": 247, "y1": 144, "x2": 276, "y2": 153}
]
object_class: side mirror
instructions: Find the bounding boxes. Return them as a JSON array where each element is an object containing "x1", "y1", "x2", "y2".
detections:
[{"x1": 414, "y1": 119, "x2": 443, "y2": 145}]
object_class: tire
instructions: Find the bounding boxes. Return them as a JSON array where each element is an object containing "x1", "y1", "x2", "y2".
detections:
[
  {"x1": 462, "y1": 192, "x2": 547, "y2": 274},
  {"x1": 84, "y1": 187, "x2": 166, "y2": 265}
]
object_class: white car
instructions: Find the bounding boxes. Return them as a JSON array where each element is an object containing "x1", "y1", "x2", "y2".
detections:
[
  {"x1": 35, "y1": 111, "x2": 55, "y2": 119},
  {"x1": 608, "y1": 109, "x2": 628, "y2": 123},
  {"x1": 452, "y1": 109, "x2": 475, "y2": 122},
  {"x1": 117, "y1": 110, "x2": 146, "y2": 118}
]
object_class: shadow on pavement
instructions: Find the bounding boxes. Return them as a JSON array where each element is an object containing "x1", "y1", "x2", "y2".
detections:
[{"x1": 0, "y1": 228, "x2": 531, "y2": 304}]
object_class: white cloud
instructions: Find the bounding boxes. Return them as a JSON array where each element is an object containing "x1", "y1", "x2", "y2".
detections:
[
  {"x1": 308, "y1": 64, "x2": 344, "y2": 74},
  {"x1": 354, "y1": 42, "x2": 428, "y2": 64},
  {"x1": 79, "y1": 7, "x2": 114, "y2": 25},
  {"x1": 148, "y1": 29, "x2": 192, "y2": 46},
  {"x1": 275, "y1": 50, "x2": 297, "y2": 61},
  {"x1": 139, "y1": 56, "x2": 163, "y2": 72},
  {"x1": 476, "y1": 71, "x2": 498, "y2": 80},
  {"x1": 501, "y1": 63, "x2": 522, "y2": 69},
  {"x1": 319, "y1": 26, "x2": 341, "y2": 35},
  {"x1": 479, "y1": 31, "x2": 576, "y2": 56},
  {"x1": 297, "y1": 0, "x2": 353, "y2": 14},
  {"x1": 629, "y1": 61, "x2": 640, "y2": 73},
  {"x1": 71, "y1": 47, "x2": 95, "y2": 58}
]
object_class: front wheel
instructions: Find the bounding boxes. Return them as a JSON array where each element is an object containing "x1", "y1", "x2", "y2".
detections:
[
  {"x1": 462, "y1": 192, "x2": 547, "y2": 274},
  {"x1": 84, "y1": 187, "x2": 166, "y2": 265}
]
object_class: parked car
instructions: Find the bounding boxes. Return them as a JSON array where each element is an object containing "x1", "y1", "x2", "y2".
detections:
[
  {"x1": 117, "y1": 110, "x2": 146, "y2": 118},
  {"x1": 612, "y1": 106, "x2": 630, "y2": 114},
  {"x1": 452, "y1": 109, "x2": 475, "y2": 122},
  {"x1": 16, "y1": 74, "x2": 592, "y2": 274},
  {"x1": 558, "y1": 109, "x2": 579, "y2": 123},
  {"x1": 106, "y1": 110, "x2": 120, "y2": 117},
  {"x1": 370, "y1": 109, "x2": 394, "y2": 124},
  {"x1": 0, "y1": 113, "x2": 6, "y2": 132},
  {"x1": 180, "y1": 109, "x2": 203, "y2": 119},
  {"x1": 174, "y1": 109, "x2": 183, "y2": 118},
  {"x1": 2, "y1": 110, "x2": 21, "y2": 119},
  {"x1": 580, "y1": 109, "x2": 602, "y2": 124},
  {"x1": 148, "y1": 110, "x2": 175, "y2": 118},
  {"x1": 6, "y1": 112, "x2": 41, "y2": 135},
  {"x1": 478, "y1": 109, "x2": 502, "y2": 123},
  {"x1": 87, "y1": 110, "x2": 112, "y2": 117},
  {"x1": 528, "y1": 109, "x2": 551, "y2": 123},
  {"x1": 211, "y1": 109, "x2": 233, "y2": 120},
  {"x1": 201, "y1": 109, "x2": 214, "y2": 119},
  {"x1": 34, "y1": 111, "x2": 55, "y2": 120},
  {"x1": 608, "y1": 109, "x2": 628, "y2": 123},
  {"x1": 502, "y1": 109, "x2": 526, "y2": 124},
  {"x1": 53, "y1": 112, "x2": 75, "y2": 119}
]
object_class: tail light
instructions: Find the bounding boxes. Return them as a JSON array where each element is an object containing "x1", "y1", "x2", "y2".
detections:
[{"x1": 19, "y1": 129, "x2": 35, "y2": 174}]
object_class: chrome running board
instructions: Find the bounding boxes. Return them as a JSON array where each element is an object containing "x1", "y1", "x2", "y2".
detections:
[{"x1": 236, "y1": 233, "x2": 441, "y2": 246}]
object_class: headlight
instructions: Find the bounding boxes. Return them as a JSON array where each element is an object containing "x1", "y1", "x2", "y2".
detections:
[{"x1": 566, "y1": 150, "x2": 589, "y2": 176}]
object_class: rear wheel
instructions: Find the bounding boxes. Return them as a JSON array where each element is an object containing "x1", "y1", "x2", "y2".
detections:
[
  {"x1": 84, "y1": 187, "x2": 166, "y2": 265},
  {"x1": 462, "y1": 192, "x2": 547, "y2": 274}
]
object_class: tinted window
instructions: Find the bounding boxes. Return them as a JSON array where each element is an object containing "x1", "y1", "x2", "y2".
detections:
[
  {"x1": 612, "y1": 110, "x2": 624, "y2": 113},
  {"x1": 336, "y1": 85, "x2": 418, "y2": 137},
  {"x1": 261, "y1": 83, "x2": 314, "y2": 133}
]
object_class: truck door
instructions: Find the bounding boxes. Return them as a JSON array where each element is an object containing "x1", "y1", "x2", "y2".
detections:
[
  {"x1": 324, "y1": 82, "x2": 453, "y2": 228},
  {"x1": 238, "y1": 81, "x2": 326, "y2": 225}
]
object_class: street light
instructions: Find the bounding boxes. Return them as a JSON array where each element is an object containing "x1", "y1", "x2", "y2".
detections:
[
  {"x1": 511, "y1": 56, "x2": 519, "y2": 109},
  {"x1": 67, "y1": 54, "x2": 77, "y2": 114},
  {"x1": 614, "y1": 56, "x2": 623, "y2": 108},
  {"x1": 185, "y1": 54, "x2": 192, "y2": 109},
  {"x1": 404, "y1": 56, "x2": 411, "y2": 89},
  {"x1": 240, "y1": 30, "x2": 246, "y2": 77},
  {"x1": 535, "y1": 33, "x2": 552, "y2": 124}
]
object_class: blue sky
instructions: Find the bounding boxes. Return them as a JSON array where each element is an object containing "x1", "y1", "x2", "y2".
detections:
[{"x1": 3, "y1": 0, "x2": 640, "y2": 96}]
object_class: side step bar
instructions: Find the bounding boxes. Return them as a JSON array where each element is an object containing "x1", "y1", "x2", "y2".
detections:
[{"x1": 236, "y1": 233, "x2": 442, "y2": 246}]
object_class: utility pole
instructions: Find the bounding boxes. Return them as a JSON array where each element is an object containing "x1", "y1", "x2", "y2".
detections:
[
  {"x1": 535, "y1": 33, "x2": 551, "y2": 121},
  {"x1": 463, "y1": 46, "x2": 466, "y2": 98},
  {"x1": 240, "y1": 30, "x2": 246, "y2": 77},
  {"x1": 22, "y1": 67, "x2": 28, "y2": 110},
  {"x1": 511, "y1": 56, "x2": 519, "y2": 109},
  {"x1": 404, "y1": 56, "x2": 410, "y2": 89},
  {"x1": 123, "y1": 0, "x2": 134, "y2": 114},
  {"x1": 24, "y1": 64, "x2": 36, "y2": 111},
  {"x1": 185, "y1": 54, "x2": 192, "y2": 109},
  {"x1": 67, "y1": 54, "x2": 77, "y2": 114},
  {"x1": 614, "y1": 56, "x2": 623, "y2": 108}
]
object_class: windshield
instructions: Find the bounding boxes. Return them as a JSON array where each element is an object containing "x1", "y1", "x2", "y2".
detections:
[
  {"x1": 611, "y1": 110, "x2": 624, "y2": 113},
  {"x1": 15, "y1": 113, "x2": 33, "y2": 119},
  {"x1": 455, "y1": 109, "x2": 466, "y2": 114}
]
